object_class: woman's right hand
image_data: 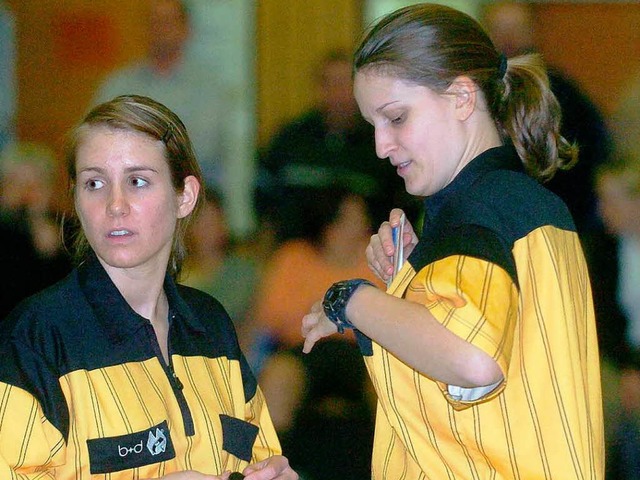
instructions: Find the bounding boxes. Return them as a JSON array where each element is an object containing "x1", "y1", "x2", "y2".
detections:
[
  {"x1": 153, "y1": 455, "x2": 298, "y2": 480},
  {"x1": 366, "y1": 208, "x2": 418, "y2": 284}
]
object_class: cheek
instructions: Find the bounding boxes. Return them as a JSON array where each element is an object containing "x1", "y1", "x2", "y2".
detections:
[
  {"x1": 150, "y1": 197, "x2": 180, "y2": 231},
  {"x1": 74, "y1": 196, "x2": 91, "y2": 228}
]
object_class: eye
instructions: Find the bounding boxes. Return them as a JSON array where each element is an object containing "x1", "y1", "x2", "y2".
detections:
[
  {"x1": 390, "y1": 114, "x2": 405, "y2": 125},
  {"x1": 129, "y1": 176, "x2": 149, "y2": 188},
  {"x1": 85, "y1": 178, "x2": 104, "y2": 191}
]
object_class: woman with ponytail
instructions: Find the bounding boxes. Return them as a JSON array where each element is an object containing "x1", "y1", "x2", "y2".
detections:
[{"x1": 301, "y1": 4, "x2": 603, "y2": 479}]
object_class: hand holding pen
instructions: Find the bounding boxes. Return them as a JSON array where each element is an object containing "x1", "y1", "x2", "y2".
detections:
[{"x1": 366, "y1": 208, "x2": 418, "y2": 285}]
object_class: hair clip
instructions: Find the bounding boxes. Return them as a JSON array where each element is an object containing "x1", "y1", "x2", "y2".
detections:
[
  {"x1": 497, "y1": 54, "x2": 508, "y2": 80},
  {"x1": 162, "y1": 124, "x2": 174, "y2": 144}
]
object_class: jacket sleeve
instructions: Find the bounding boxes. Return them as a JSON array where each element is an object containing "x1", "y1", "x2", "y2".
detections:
[
  {"x1": 245, "y1": 385, "x2": 283, "y2": 463},
  {"x1": 237, "y1": 347, "x2": 282, "y2": 463},
  {"x1": 0, "y1": 340, "x2": 67, "y2": 478}
]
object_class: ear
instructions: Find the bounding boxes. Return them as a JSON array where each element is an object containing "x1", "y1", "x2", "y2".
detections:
[
  {"x1": 448, "y1": 76, "x2": 477, "y2": 121},
  {"x1": 177, "y1": 175, "x2": 200, "y2": 219}
]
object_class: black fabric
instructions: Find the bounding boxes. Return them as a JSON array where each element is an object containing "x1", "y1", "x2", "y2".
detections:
[
  {"x1": 410, "y1": 146, "x2": 576, "y2": 281},
  {"x1": 544, "y1": 68, "x2": 613, "y2": 235},
  {"x1": 220, "y1": 414, "x2": 259, "y2": 462},
  {"x1": 87, "y1": 420, "x2": 176, "y2": 474},
  {"x1": 582, "y1": 230, "x2": 637, "y2": 369},
  {"x1": 0, "y1": 252, "x2": 256, "y2": 441}
]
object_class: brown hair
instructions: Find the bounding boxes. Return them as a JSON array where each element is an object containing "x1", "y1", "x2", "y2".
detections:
[
  {"x1": 64, "y1": 94, "x2": 203, "y2": 278},
  {"x1": 354, "y1": 3, "x2": 577, "y2": 182}
]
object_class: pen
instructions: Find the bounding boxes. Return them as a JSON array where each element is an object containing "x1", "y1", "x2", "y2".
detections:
[{"x1": 388, "y1": 213, "x2": 406, "y2": 287}]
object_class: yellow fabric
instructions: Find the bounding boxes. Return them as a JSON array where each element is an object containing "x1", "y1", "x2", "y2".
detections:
[
  {"x1": 0, "y1": 356, "x2": 280, "y2": 479},
  {"x1": 367, "y1": 226, "x2": 604, "y2": 479}
]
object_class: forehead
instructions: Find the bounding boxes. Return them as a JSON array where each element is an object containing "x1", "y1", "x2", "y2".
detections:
[
  {"x1": 76, "y1": 126, "x2": 166, "y2": 165},
  {"x1": 354, "y1": 71, "x2": 424, "y2": 106},
  {"x1": 355, "y1": 70, "x2": 395, "y2": 95}
]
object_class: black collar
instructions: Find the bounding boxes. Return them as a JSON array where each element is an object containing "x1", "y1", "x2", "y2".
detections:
[
  {"x1": 78, "y1": 253, "x2": 206, "y2": 345},
  {"x1": 422, "y1": 145, "x2": 523, "y2": 232}
]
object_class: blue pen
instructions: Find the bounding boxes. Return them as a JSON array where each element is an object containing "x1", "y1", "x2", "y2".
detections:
[
  {"x1": 392, "y1": 225, "x2": 400, "y2": 249},
  {"x1": 388, "y1": 213, "x2": 405, "y2": 287}
]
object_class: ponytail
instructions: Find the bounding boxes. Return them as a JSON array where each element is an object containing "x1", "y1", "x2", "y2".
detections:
[{"x1": 497, "y1": 54, "x2": 578, "y2": 182}]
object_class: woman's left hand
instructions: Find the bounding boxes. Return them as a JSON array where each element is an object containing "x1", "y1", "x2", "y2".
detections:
[
  {"x1": 301, "y1": 301, "x2": 338, "y2": 354},
  {"x1": 242, "y1": 455, "x2": 298, "y2": 479}
]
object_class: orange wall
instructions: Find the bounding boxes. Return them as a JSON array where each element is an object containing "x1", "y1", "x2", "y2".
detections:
[
  {"x1": 7, "y1": 0, "x2": 148, "y2": 154},
  {"x1": 535, "y1": 3, "x2": 640, "y2": 118}
]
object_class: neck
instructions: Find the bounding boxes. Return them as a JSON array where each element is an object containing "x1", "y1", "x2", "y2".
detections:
[
  {"x1": 101, "y1": 258, "x2": 172, "y2": 363},
  {"x1": 464, "y1": 111, "x2": 503, "y2": 164},
  {"x1": 102, "y1": 259, "x2": 168, "y2": 321},
  {"x1": 127, "y1": 283, "x2": 168, "y2": 323}
]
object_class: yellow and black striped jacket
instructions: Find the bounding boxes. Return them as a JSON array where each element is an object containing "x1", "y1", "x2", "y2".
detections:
[
  {"x1": 359, "y1": 146, "x2": 604, "y2": 479},
  {"x1": 0, "y1": 253, "x2": 281, "y2": 478}
]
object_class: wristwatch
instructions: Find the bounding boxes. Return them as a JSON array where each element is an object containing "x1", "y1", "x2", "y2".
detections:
[{"x1": 322, "y1": 279, "x2": 375, "y2": 333}]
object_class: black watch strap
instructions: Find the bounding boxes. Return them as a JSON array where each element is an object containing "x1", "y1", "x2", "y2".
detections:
[{"x1": 322, "y1": 278, "x2": 375, "y2": 333}]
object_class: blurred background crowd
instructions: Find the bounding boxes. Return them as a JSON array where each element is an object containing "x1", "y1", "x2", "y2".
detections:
[{"x1": 2, "y1": 0, "x2": 640, "y2": 478}]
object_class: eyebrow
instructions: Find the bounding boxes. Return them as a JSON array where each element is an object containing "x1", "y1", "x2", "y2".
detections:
[
  {"x1": 77, "y1": 165, "x2": 159, "y2": 175},
  {"x1": 375, "y1": 101, "x2": 400, "y2": 114}
]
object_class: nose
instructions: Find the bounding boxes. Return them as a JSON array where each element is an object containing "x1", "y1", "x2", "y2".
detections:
[
  {"x1": 374, "y1": 127, "x2": 395, "y2": 160},
  {"x1": 107, "y1": 185, "x2": 130, "y2": 217}
]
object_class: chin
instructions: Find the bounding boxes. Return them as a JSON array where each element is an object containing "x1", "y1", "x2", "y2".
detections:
[
  {"x1": 405, "y1": 183, "x2": 428, "y2": 197},
  {"x1": 95, "y1": 249, "x2": 145, "y2": 270},
  {"x1": 99, "y1": 257, "x2": 138, "y2": 271}
]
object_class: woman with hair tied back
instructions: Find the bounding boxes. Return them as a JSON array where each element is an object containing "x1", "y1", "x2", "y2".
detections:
[
  {"x1": 302, "y1": 4, "x2": 604, "y2": 479},
  {"x1": 0, "y1": 95, "x2": 297, "y2": 480}
]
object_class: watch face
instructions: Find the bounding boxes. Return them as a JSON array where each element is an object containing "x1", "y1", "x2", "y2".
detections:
[
  {"x1": 324, "y1": 282, "x2": 349, "y2": 320},
  {"x1": 325, "y1": 287, "x2": 343, "y2": 305}
]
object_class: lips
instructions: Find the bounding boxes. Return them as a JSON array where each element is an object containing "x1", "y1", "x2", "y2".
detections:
[{"x1": 394, "y1": 160, "x2": 411, "y2": 175}]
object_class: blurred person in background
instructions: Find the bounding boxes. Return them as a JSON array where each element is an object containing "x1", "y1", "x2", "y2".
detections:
[
  {"x1": 248, "y1": 186, "x2": 383, "y2": 365},
  {"x1": 0, "y1": 141, "x2": 71, "y2": 319},
  {"x1": 593, "y1": 156, "x2": 640, "y2": 480},
  {"x1": 94, "y1": 0, "x2": 255, "y2": 239},
  {"x1": 257, "y1": 50, "x2": 416, "y2": 244},
  {"x1": 182, "y1": 187, "x2": 262, "y2": 336},
  {"x1": 481, "y1": 0, "x2": 613, "y2": 236},
  {"x1": 258, "y1": 337, "x2": 375, "y2": 480},
  {"x1": 253, "y1": 186, "x2": 379, "y2": 480},
  {"x1": 609, "y1": 66, "x2": 640, "y2": 172},
  {"x1": 596, "y1": 71, "x2": 640, "y2": 478}
]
